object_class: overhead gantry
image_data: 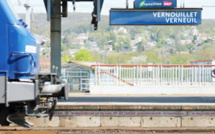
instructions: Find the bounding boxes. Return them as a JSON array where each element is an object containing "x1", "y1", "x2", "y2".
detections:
[
  {"x1": 42, "y1": 0, "x2": 202, "y2": 77},
  {"x1": 43, "y1": 0, "x2": 104, "y2": 76}
]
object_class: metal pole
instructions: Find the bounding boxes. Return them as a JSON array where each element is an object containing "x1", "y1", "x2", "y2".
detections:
[
  {"x1": 97, "y1": 0, "x2": 101, "y2": 20},
  {"x1": 25, "y1": 6, "x2": 31, "y2": 31},
  {"x1": 95, "y1": 66, "x2": 97, "y2": 85},
  {"x1": 181, "y1": 66, "x2": 183, "y2": 85},
  {"x1": 51, "y1": 0, "x2": 61, "y2": 76},
  {"x1": 126, "y1": 0, "x2": 129, "y2": 9},
  {"x1": 31, "y1": 8, "x2": 34, "y2": 33},
  {"x1": 47, "y1": 0, "x2": 51, "y2": 21},
  {"x1": 116, "y1": 66, "x2": 118, "y2": 86}
]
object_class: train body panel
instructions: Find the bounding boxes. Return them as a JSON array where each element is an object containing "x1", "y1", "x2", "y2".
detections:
[
  {"x1": 0, "y1": 0, "x2": 39, "y2": 79},
  {"x1": 0, "y1": 0, "x2": 68, "y2": 127},
  {"x1": 0, "y1": 76, "x2": 6, "y2": 104}
]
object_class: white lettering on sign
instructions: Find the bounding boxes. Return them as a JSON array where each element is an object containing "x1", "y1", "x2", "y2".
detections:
[
  {"x1": 153, "y1": 11, "x2": 199, "y2": 24},
  {"x1": 163, "y1": 1, "x2": 173, "y2": 6},
  {"x1": 25, "y1": 45, "x2": 37, "y2": 53},
  {"x1": 144, "y1": 2, "x2": 162, "y2": 6}
]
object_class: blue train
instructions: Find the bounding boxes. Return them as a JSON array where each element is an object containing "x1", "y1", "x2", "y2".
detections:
[{"x1": 0, "y1": 0, "x2": 68, "y2": 127}]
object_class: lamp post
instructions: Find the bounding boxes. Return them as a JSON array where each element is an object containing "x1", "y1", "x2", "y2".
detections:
[{"x1": 24, "y1": 1, "x2": 32, "y2": 32}]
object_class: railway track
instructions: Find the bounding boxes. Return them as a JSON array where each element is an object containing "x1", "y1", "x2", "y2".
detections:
[{"x1": 1, "y1": 127, "x2": 215, "y2": 134}]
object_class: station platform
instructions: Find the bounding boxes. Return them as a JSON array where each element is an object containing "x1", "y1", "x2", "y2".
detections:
[
  {"x1": 1, "y1": 127, "x2": 215, "y2": 133},
  {"x1": 14, "y1": 101, "x2": 215, "y2": 129}
]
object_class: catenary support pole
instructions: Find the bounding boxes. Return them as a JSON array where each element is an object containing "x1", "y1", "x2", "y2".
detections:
[{"x1": 51, "y1": 0, "x2": 61, "y2": 76}]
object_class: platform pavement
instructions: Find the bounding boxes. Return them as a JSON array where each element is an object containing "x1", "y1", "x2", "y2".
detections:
[
  {"x1": 68, "y1": 93, "x2": 215, "y2": 97},
  {"x1": 1, "y1": 127, "x2": 215, "y2": 133},
  {"x1": 65, "y1": 93, "x2": 215, "y2": 104},
  {"x1": 89, "y1": 85, "x2": 215, "y2": 95},
  {"x1": 5, "y1": 93, "x2": 215, "y2": 128},
  {"x1": 16, "y1": 101, "x2": 215, "y2": 128}
]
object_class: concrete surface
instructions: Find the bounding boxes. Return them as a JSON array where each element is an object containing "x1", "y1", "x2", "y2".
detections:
[
  {"x1": 119, "y1": 117, "x2": 141, "y2": 127},
  {"x1": 61, "y1": 133, "x2": 212, "y2": 134},
  {"x1": 62, "y1": 96, "x2": 215, "y2": 103},
  {"x1": 25, "y1": 117, "x2": 60, "y2": 127},
  {"x1": 2, "y1": 127, "x2": 215, "y2": 133},
  {"x1": 0, "y1": 132, "x2": 58, "y2": 134},
  {"x1": 182, "y1": 117, "x2": 215, "y2": 127},
  {"x1": 4, "y1": 100, "x2": 215, "y2": 128},
  {"x1": 141, "y1": 117, "x2": 181, "y2": 128},
  {"x1": 10, "y1": 103, "x2": 215, "y2": 128},
  {"x1": 56, "y1": 103, "x2": 215, "y2": 111},
  {"x1": 100, "y1": 117, "x2": 119, "y2": 127},
  {"x1": 68, "y1": 93, "x2": 215, "y2": 97},
  {"x1": 1, "y1": 127, "x2": 215, "y2": 133},
  {"x1": 26, "y1": 116, "x2": 215, "y2": 128},
  {"x1": 89, "y1": 85, "x2": 215, "y2": 95},
  {"x1": 0, "y1": 132, "x2": 213, "y2": 134}
]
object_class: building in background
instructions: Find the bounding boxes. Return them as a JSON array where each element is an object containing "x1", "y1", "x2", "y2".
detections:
[
  {"x1": 40, "y1": 57, "x2": 50, "y2": 72},
  {"x1": 190, "y1": 60, "x2": 215, "y2": 65},
  {"x1": 62, "y1": 61, "x2": 99, "y2": 92},
  {"x1": 190, "y1": 60, "x2": 215, "y2": 82}
]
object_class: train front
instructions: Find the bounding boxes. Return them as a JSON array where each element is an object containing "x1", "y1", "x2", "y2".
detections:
[{"x1": 0, "y1": 0, "x2": 68, "y2": 127}]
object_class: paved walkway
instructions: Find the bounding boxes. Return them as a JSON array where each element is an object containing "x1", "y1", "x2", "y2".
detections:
[{"x1": 62, "y1": 94, "x2": 215, "y2": 103}]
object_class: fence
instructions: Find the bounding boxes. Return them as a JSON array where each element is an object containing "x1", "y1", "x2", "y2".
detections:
[
  {"x1": 62, "y1": 69, "x2": 92, "y2": 91},
  {"x1": 62, "y1": 64, "x2": 215, "y2": 91},
  {"x1": 91, "y1": 65, "x2": 215, "y2": 87}
]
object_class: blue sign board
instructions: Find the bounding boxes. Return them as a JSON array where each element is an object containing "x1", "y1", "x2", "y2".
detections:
[
  {"x1": 135, "y1": 0, "x2": 177, "y2": 9},
  {"x1": 110, "y1": 9, "x2": 202, "y2": 25}
]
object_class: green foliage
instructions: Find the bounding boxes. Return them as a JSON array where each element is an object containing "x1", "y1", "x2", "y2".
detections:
[
  {"x1": 91, "y1": 53, "x2": 101, "y2": 62},
  {"x1": 192, "y1": 47, "x2": 215, "y2": 61},
  {"x1": 62, "y1": 53, "x2": 74, "y2": 63},
  {"x1": 136, "y1": 40, "x2": 147, "y2": 53},
  {"x1": 30, "y1": 13, "x2": 215, "y2": 65},
  {"x1": 105, "y1": 52, "x2": 133, "y2": 64},
  {"x1": 176, "y1": 45, "x2": 188, "y2": 52},
  {"x1": 144, "y1": 51, "x2": 161, "y2": 64},
  {"x1": 166, "y1": 54, "x2": 192, "y2": 64},
  {"x1": 61, "y1": 43, "x2": 69, "y2": 52},
  {"x1": 74, "y1": 49, "x2": 94, "y2": 62},
  {"x1": 156, "y1": 39, "x2": 166, "y2": 48},
  {"x1": 113, "y1": 35, "x2": 131, "y2": 51},
  {"x1": 128, "y1": 26, "x2": 144, "y2": 39}
]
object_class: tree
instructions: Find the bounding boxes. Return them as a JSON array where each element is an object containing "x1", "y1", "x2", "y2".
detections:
[
  {"x1": 61, "y1": 43, "x2": 69, "y2": 52},
  {"x1": 114, "y1": 42, "x2": 120, "y2": 51},
  {"x1": 144, "y1": 51, "x2": 161, "y2": 64},
  {"x1": 61, "y1": 53, "x2": 74, "y2": 63},
  {"x1": 74, "y1": 49, "x2": 94, "y2": 62},
  {"x1": 167, "y1": 54, "x2": 192, "y2": 64},
  {"x1": 192, "y1": 47, "x2": 215, "y2": 61},
  {"x1": 136, "y1": 40, "x2": 147, "y2": 53}
]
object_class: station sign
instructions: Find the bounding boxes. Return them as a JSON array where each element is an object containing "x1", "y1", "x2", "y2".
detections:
[
  {"x1": 110, "y1": 9, "x2": 202, "y2": 25},
  {"x1": 135, "y1": 0, "x2": 177, "y2": 9}
]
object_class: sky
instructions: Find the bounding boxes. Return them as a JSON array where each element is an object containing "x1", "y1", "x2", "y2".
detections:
[{"x1": 9, "y1": 0, "x2": 215, "y2": 19}]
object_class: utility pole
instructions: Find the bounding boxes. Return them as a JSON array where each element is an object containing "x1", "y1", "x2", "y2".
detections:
[
  {"x1": 51, "y1": 0, "x2": 61, "y2": 76},
  {"x1": 31, "y1": 8, "x2": 34, "y2": 33},
  {"x1": 24, "y1": 0, "x2": 31, "y2": 31}
]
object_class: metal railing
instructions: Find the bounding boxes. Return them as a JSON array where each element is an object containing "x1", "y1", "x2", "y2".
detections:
[
  {"x1": 91, "y1": 65, "x2": 215, "y2": 87},
  {"x1": 62, "y1": 69, "x2": 92, "y2": 91}
]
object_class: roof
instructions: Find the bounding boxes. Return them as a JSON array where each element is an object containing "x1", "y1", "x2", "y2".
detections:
[
  {"x1": 190, "y1": 60, "x2": 215, "y2": 63},
  {"x1": 62, "y1": 61, "x2": 101, "y2": 69}
]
